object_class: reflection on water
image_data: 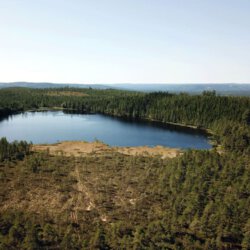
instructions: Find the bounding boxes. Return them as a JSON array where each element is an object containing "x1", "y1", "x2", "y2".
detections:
[{"x1": 0, "y1": 111, "x2": 211, "y2": 149}]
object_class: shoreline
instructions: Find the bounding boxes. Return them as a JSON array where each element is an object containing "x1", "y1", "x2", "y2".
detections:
[
  {"x1": 3, "y1": 108, "x2": 217, "y2": 150},
  {"x1": 8, "y1": 108, "x2": 214, "y2": 135},
  {"x1": 33, "y1": 141, "x2": 183, "y2": 159}
]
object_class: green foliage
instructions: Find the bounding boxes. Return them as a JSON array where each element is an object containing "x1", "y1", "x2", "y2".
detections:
[
  {"x1": 0, "y1": 149, "x2": 249, "y2": 249},
  {"x1": 0, "y1": 87, "x2": 249, "y2": 249},
  {"x1": 1, "y1": 87, "x2": 250, "y2": 152},
  {"x1": 218, "y1": 122, "x2": 250, "y2": 153},
  {"x1": 1, "y1": 88, "x2": 249, "y2": 130},
  {"x1": 242, "y1": 109, "x2": 250, "y2": 125},
  {"x1": 0, "y1": 137, "x2": 30, "y2": 162}
]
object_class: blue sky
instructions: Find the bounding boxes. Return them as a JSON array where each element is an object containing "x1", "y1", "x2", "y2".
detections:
[{"x1": 0, "y1": 0, "x2": 249, "y2": 83}]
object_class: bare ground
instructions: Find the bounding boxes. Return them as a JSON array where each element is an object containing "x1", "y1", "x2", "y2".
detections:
[
  {"x1": 0, "y1": 143, "x2": 177, "y2": 227},
  {"x1": 33, "y1": 141, "x2": 181, "y2": 159},
  {"x1": 0, "y1": 142, "x2": 180, "y2": 219}
]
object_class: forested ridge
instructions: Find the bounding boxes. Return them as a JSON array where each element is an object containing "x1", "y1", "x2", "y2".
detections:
[
  {"x1": 1, "y1": 87, "x2": 249, "y2": 152},
  {"x1": 0, "y1": 87, "x2": 249, "y2": 249},
  {"x1": 1, "y1": 88, "x2": 249, "y2": 129}
]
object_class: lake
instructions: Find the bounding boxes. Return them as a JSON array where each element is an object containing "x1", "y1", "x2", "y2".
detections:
[{"x1": 0, "y1": 111, "x2": 211, "y2": 149}]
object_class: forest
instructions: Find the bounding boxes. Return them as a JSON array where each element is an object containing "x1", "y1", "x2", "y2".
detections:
[
  {"x1": 0, "y1": 87, "x2": 249, "y2": 249},
  {"x1": 0, "y1": 87, "x2": 249, "y2": 153}
]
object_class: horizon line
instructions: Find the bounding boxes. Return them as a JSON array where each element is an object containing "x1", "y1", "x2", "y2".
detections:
[{"x1": 1, "y1": 81, "x2": 250, "y2": 85}]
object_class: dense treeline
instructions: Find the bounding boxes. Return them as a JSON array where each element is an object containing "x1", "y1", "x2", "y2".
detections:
[
  {"x1": 0, "y1": 144, "x2": 249, "y2": 249},
  {"x1": 85, "y1": 92, "x2": 249, "y2": 127},
  {"x1": 0, "y1": 87, "x2": 135, "y2": 115},
  {"x1": 157, "y1": 150, "x2": 250, "y2": 249},
  {"x1": 0, "y1": 87, "x2": 249, "y2": 152},
  {"x1": 1, "y1": 88, "x2": 249, "y2": 128},
  {"x1": 82, "y1": 92, "x2": 250, "y2": 153},
  {"x1": 0, "y1": 137, "x2": 30, "y2": 161},
  {"x1": 218, "y1": 121, "x2": 250, "y2": 153}
]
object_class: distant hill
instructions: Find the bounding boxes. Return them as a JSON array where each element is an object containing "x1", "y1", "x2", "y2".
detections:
[
  {"x1": 108, "y1": 83, "x2": 250, "y2": 96},
  {"x1": 0, "y1": 82, "x2": 250, "y2": 96},
  {"x1": 0, "y1": 82, "x2": 110, "y2": 89}
]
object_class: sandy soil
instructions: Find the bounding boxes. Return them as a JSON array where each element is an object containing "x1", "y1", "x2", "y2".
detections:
[
  {"x1": 116, "y1": 145, "x2": 181, "y2": 158},
  {"x1": 33, "y1": 141, "x2": 181, "y2": 159}
]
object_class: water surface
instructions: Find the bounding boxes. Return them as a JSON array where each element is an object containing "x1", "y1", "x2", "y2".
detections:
[{"x1": 0, "y1": 111, "x2": 211, "y2": 149}]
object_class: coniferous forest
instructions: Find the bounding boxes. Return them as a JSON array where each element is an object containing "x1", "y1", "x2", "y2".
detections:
[{"x1": 0, "y1": 87, "x2": 249, "y2": 249}]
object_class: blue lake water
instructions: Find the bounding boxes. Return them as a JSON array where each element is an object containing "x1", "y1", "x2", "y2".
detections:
[{"x1": 0, "y1": 111, "x2": 211, "y2": 149}]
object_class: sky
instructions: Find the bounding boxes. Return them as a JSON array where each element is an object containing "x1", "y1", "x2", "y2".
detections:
[{"x1": 0, "y1": 0, "x2": 250, "y2": 84}]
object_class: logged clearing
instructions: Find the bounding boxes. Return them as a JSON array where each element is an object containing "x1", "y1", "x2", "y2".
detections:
[
  {"x1": 1, "y1": 141, "x2": 248, "y2": 249},
  {"x1": 33, "y1": 141, "x2": 181, "y2": 158},
  {"x1": 0, "y1": 146, "x2": 173, "y2": 245}
]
